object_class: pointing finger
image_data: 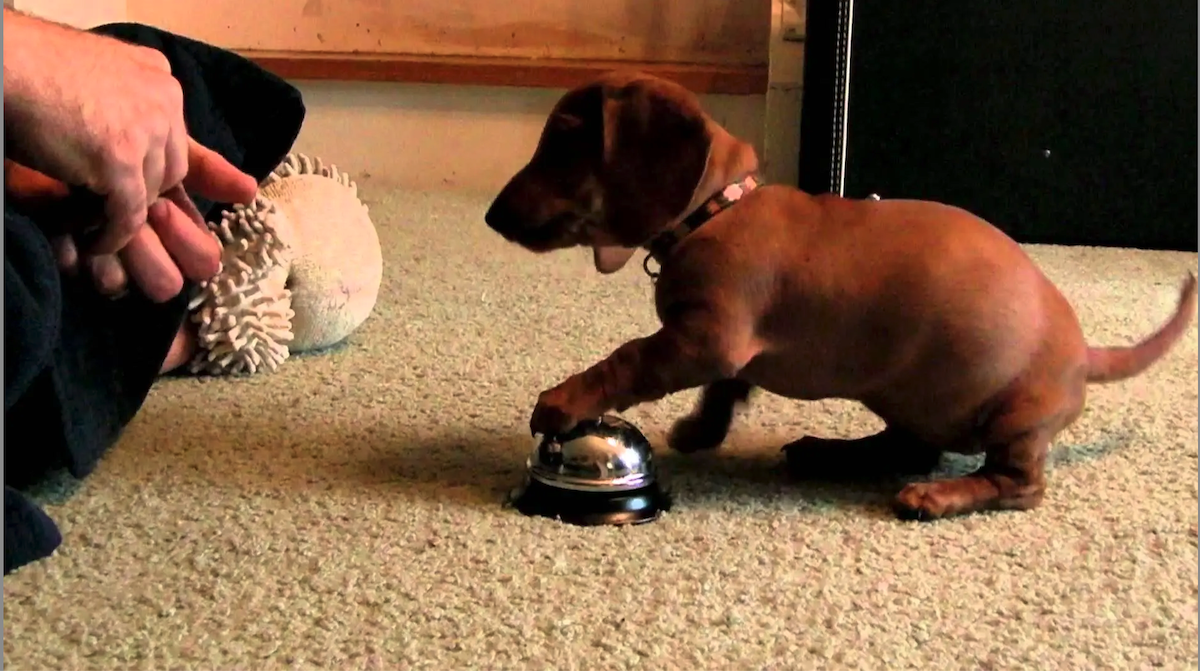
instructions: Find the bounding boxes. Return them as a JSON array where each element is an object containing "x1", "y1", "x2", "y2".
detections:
[{"x1": 182, "y1": 137, "x2": 258, "y2": 206}]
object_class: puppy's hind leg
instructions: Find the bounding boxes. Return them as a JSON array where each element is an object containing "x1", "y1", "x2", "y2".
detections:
[
  {"x1": 893, "y1": 428, "x2": 1050, "y2": 521},
  {"x1": 784, "y1": 425, "x2": 944, "y2": 481},
  {"x1": 667, "y1": 378, "x2": 755, "y2": 453},
  {"x1": 892, "y1": 381, "x2": 1081, "y2": 520}
]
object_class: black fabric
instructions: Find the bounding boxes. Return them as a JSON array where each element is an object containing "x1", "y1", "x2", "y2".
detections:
[
  {"x1": 3, "y1": 23, "x2": 306, "y2": 574},
  {"x1": 798, "y1": 0, "x2": 1197, "y2": 252},
  {"x1": 3, "y1": 485, "x2": 61, "y2": 575}
]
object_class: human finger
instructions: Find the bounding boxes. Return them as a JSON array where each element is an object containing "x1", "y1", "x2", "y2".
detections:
[
  {"x1": 160, "y1": 117, "x2": 191, "y2": 194},
  {"x1": 182, "y1": 137, "x2": 258, "y2": 205},
  {"x1": 162, "y1": 183, "x2": 207, "y2": 228},
  {"x1": 4, "y1": 160, "x2": 70, "y2": 205},
  {"x1": 142, "y1": 138, "x2": 167, "y2": 207},
  {"x1": 91, "y1": 166, "x2": 149, "y2": 256},
  {"x1": 51, "y1": 235, "x2": 80, "y2": 274},
  {"x1": 147, "y1": 191, "x2": 221, "y2": 282},
  {"x1": 120, "y1": 224, "x2": 185, "y2": 303},
  {"x1": 3, "y1": 161, "x2": 101, "y2": 240},
  {"x1": 87, "y1": 253, "x2": 129, "y2": 297}
]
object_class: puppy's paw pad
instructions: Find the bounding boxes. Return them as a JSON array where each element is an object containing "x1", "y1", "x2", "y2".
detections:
[{"x1": 893, "y1": 482, "x2": 954, "y2": 521}]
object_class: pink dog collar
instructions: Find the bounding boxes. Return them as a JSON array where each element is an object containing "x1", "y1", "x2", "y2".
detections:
[{"x1": 643, "y1": 174, "x2": 762, "y2": 280}]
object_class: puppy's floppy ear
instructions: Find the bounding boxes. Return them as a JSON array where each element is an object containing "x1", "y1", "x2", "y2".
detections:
[
  {"x1": 592, "y1": 245, "x2": 636, "y2": 274},
  {"x1": 600, "y1": 79, "x2": 712, "y2": 228}
]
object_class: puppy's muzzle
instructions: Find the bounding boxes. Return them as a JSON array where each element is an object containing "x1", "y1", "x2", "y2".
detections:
[
  {"x1": 485, "y1": 177, "x2": 581, "y2": 250},
  {"x1": 484, "y1": 198, "x2": 523, "y2": 239},
  {"x1": 485, "y1": 175, "x2": 543, "y2": 239}
]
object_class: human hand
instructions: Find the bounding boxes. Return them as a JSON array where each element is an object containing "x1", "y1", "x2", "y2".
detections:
[
  {"x1": 2, "y1": 9, "x2": 250, "y2": 262},
  {"x1": 5, "y1": 138, "x2": 257, "y2": 302},
  {"x1": 71, "y1": 181, "x2": 226, "y2": 302}
]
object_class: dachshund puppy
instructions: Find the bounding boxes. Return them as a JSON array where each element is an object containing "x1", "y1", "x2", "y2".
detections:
[{"x1": 484, "y1": 70, "x2": 1196, "y2": 521}]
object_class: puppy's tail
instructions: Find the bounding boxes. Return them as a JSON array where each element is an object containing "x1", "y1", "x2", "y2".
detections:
[{"x1": 1087, "y1": 271, "x2": 1197, "y2": 384}]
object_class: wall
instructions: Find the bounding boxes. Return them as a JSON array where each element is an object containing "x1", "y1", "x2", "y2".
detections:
[
  {"x1": 10, "y1": 0, "x2": 124, "y2": 29},
  {"x1": 124, "y1": 0, "x2": 770, "y2": 67},
  {"x1": 9, "y1": 0, "x2": 806, "y2": 193},
  {"x1": 764, "y1": 0, "x2": 806, "y2": 189},
  {"x1": 288, "y1": 82, "x2": 768, "y2": 193}
]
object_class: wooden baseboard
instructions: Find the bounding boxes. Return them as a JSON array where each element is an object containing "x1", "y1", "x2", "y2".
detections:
[{"x1": 237, "y1": 50, "x2": 769, "y2": 95}]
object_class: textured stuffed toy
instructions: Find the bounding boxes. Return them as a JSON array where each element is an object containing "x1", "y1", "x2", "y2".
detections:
[{"x1": 187, "y1": 153, "x2": 383, "y2": 375}]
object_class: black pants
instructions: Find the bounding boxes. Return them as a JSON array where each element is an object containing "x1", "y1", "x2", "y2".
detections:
[{"x1": 4, "y1": 23, "x2": 305, "y2": 574}]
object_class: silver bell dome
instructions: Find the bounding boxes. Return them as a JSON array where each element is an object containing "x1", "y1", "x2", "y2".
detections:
[
  {"x1": 528, "y1": 414, "x2": 657, "y2": 492},
  {"x1": 509, "y1": 414, "x2": 670, "y2": 526}
]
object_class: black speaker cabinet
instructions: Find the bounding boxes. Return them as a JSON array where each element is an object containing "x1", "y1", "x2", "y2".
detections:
[{"x1": 798, "y1": 0, "x2": 1197, "y2": 252}]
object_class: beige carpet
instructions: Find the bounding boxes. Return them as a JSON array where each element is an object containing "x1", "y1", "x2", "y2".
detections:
[{"x1": 4, "y1": 185, "x2": 1198, "y2": 671}]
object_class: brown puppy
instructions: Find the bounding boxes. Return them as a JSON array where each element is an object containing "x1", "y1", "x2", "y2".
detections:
[{"x1": 484, "y1": 70, "x2": 1198, "y2": 521}]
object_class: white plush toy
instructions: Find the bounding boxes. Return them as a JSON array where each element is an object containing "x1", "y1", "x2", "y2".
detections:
[{"x1": 187, "y1": 153, "x2": 383, "y2": 375}]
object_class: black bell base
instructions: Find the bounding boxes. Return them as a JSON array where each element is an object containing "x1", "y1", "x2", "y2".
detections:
[{"x1": 509, "y1": 477, "x2": 672, "y2": 527}]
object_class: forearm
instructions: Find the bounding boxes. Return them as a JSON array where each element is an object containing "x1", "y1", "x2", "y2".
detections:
[{"x1": 3, "y1": 9, "x2": 79, "y2": 128}]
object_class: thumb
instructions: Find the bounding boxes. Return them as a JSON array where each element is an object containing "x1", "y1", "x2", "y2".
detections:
[
  {"x1": 5, "y1": 160, "x2": 70, "y2": 206},
  {"x1": 4, "y1": 160, "x2": 107, "y2": 239}
]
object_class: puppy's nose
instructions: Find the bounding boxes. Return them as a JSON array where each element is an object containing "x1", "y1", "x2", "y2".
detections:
[
  {"x1": 485, "y1": 196, "x2": 525, "y2": 236},
  {"x1": 484, "y1": 200, "x2": 512, "y2": 233}
]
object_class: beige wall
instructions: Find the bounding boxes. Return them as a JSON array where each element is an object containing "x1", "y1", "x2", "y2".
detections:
[
  {"x1": 764, "y1": 0, "x2": 806, "y2": 189},
  {"x1": 11, "y1": 0, "x2": 124, "y2": 28},
  {"x1": 289, "y1": 81, "x2": 768, "y2": 194},
  {"x1": 124, "y1": 0, "x2": 772, "y2": 67},
  {"x1": 284, "y1": 0, "x2": 804, "y2": 193},
  {"x1": 9, "y1": 0, "x2": 806, "y2": 193}
]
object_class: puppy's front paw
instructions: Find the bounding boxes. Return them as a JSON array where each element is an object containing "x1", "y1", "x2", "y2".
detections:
[{"x1": 530, "y1": 385, "x2": 591, "y2": 437}]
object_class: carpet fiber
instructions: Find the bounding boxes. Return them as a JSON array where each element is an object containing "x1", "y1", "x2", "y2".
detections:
[{"x1": 4, "y1": 186, "x2": 1198, "y2": 671}]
